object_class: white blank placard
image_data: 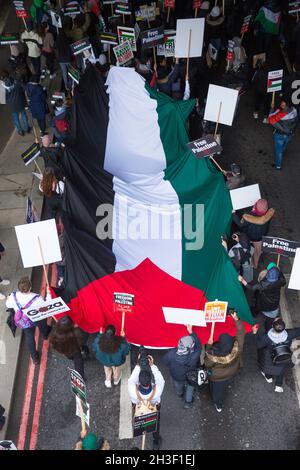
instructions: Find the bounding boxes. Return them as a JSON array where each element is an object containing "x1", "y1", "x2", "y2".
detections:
[
  {"x1": 175, "y1": 18, "x2": 204, "y2": 58},
  {"x1": 204, "y1": 84, "x2": 239, "y2": 126},
  {"x1": 230, "y1": 184, "x2": 261, "y2": 211},
  {"x1": 289, "y1": 248, "x2": 300, "y2": 290},
  {"x1": 15, "y1": 219, "x2": 62, "y2": 268},
  {"x1": 162, "y1": 307, "x2": 206, "y2": 327}
]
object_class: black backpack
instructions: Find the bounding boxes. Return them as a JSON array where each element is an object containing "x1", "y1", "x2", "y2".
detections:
[{"x1": 271, "y1": 341, "x2": 292, "y2": 365}]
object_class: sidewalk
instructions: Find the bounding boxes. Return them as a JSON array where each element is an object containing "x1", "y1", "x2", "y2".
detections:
[{"x1": 0, "y1": 127, "x2": 43, "y2": 440}]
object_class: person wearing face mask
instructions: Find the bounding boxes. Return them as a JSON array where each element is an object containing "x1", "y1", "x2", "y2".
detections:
[{"x1": 253, "y1": 318, "x2": 300, "y2": 393}]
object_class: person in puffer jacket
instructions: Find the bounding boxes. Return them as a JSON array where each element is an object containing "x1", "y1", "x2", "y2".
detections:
[
  {"x1": 204, "y1": 312, "x2": 245, "y2": 412},
  {"x1": 268, "y1": 97, "x2": 298, "y2": 170},
  {"x1": 232, "y1": 198, "x2": 275, "y2": 268}
]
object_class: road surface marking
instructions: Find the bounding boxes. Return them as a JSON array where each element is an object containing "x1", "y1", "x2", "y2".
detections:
[
  {"x1": 119, "y1": 353, "x2": 133, "y2": 439},
  {"x1": 0, "y1": 339, "x2": 6, "y2": 365}
]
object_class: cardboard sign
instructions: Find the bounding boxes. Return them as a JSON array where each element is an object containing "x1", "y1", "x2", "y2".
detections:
[
  {"x1": 50, "y1": 11, "x2": 62, "y2": 28},
  {"x1": 140, "y1": 26, "x2": 164, "y2": 50},
  {"x1": 113, "y1": 40, "x2": 133, "y2": 66},
  {"x1": 226, "y1": 39, "x2": 234, "y2": 61},
  {"x1": 165, "y1": 0, "x2": 175, "y2": 8},
  {"x1": 21, "y1": 143, "x2": 41, "y2": 166},
  {"x1": 267, "y1": 69, "x2": 283, "y2": 93},
  {"x1": 262, "y1": 236, "x2": 300, "y2": 258},
  {"x1": 67, "y1": 64, "x2": 80, "y2": 84},
  {"x1": 204, "y1": 84, "x2": 239, "y2": 126},
  {"x1": 70, "y1": 369, "x2": 87, "y2": 404},
  {"x1": 117, "y1": 26, "x2": 137, "y2": 52},
  {"x1": 163, "y1": 30, "x2": 176, "y2": 57},
  {"x1": 135, "y1": 3, "x2": 156, "y2": 21},
  {"x1": 289, "y1": 248, "x2": 300, "y2": 290},
  {"x1": 241, "y1": 15, "x2": 251, "y2": 34},
  {"x1": 162, "y1": 307, "x2": 206, "y2": 327},
  {"x1": 230, "y1": 184, "x2": 261, "y2": 211},
  {"x1": 75, "y1": 396, "x2": 90, "y2": 426},
  {"x1": 0, "y1": 33, "x2": 19, "y2": 45},
  {"x1": 289, "y1": 1, "x2": 300, "y2": 14},
  {"x1": 115, "y1": 2, "x2": 131, "y2": 15},
  {"x1": 253, "y1": 52, "x2": 266, "y2": 68},
  {"x1": 187, "y1": 135, "x2": 222, "y2": 159},
  {"x1": 175, "y1": 18, "x2": 204, "y2": 58},
  {"x1": 133, "y1": 409, "x2": 158, "y2": 437},
  {"x1": 16, "y1": 9, "x2": 29, "y2": 18},
  {"x1": 15, "y1": 219, "x2": 62, "y2": 268},
  {"x1": 51, "y1": 91, "x2": 65, "y2": 105},
  {"x1": 193, "y1": 0, "x2": 202, "y2": 8},
  {"x1": 70, "y1": 38, "x2": 91, "y2": 55},
  {"x1": 114, "y1": 292, "x2": 134, "y2": 313},
  {"x1": 100, "y1": 32, "x2": 118, "y2": 45},
  {"x1": 23, "y1": 296, "x2": 70, "y2": 322},
  {"x1": 63, "y1": 2, "x2": 81, "y2": 16},
  {"x1": 204, "y1": 301, "x2": 228, "y2": 323}
]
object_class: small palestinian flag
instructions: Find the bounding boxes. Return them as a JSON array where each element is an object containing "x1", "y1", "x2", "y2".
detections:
[
  {"x1": 255, "y1": 6, "x2": 281, "y2": 35},
  {"x1": 240, "y1": 15, "x2": 251, "y2": 35},
  {"x1": 115, "y1": 2, "x2": 131, "y2": 15},
  {"x1": 226, "y1": 39, "x2": 234, "y2": 61},
  {"x1": 0, "y1": 33, "x2": 19, "y2": 45},
  {"x1": 289, "y1": 1, "x2": 300, "y2": 14},
  {"x1": 100, "y1": 32, "x2": 118, "y2": 45}
]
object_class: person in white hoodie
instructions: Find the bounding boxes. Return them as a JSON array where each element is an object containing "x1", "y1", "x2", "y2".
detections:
[{"x1": 21, "y1": 20, "x2": 43, "y2": 78}]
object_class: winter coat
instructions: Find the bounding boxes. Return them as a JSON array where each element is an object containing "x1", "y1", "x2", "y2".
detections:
[
  {"x1": 21, "y1": 30, "x2": 43, "y2": 58},
  {"x1": 256, "y1": 327, "x2": 300, "y2": 376},
  {"x1": 3, "y1": 78, "x2": 26, "y2": 113},
  {"x1": 163, "y1": 332, "x2": 202, "y2": 382},
  {"x1": 26, "y1": 82, "x2": 48, "y2": 119},
  {"x1": 92, "y1": 333, "x2": 130, "y2": 367},
  {"x1": 56, "y1": 31, "x2": 72, "y2": 63},
  {"x1": 244, "y1": 271, "x2": 286, "y2": 312},
  {"x1": 157, "y1": 64, "x2": 180, "y2": 97},
  {"x1": 204, "y1": 319, "x2": 245, "y2": 382},
  {"x1": 252, "y1": 69, "x2": 268, "y2": 95},
  {"x1": 268, "y1": 107, "x2": 298, "y2": 135},
  {"x1": 232, "y1": 209, "x2": 275, "y2": 242}
]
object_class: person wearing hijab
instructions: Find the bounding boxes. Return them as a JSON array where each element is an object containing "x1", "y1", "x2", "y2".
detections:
[
  {"x1": 232, "y1": 198, "x2": 275, "y2": 268},
  {"x1": 253, "y1": 318, "x2": 300, "y2": 393},
  {"x1": 239, "y1": 263, "x2": 286, "y2": 330},
  {"x1": 164, "y1": 324, "x2": 202, "y2": 409},
  {"x1": 204, "y1": 312, "x2": 245, "y2": 412}
]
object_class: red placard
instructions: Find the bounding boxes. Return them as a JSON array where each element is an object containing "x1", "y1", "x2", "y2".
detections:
[
  {"x1": 16, "y1": 9, "x2": 29, "y2": 18},
  {"x1": 226, "y1": 51, "x2": 234, "y2": 61},
  {"x1": 193, "y1": 0, "x2": 202, "y2": 9},
  {"x1": 165, "y1": 0, "x2": 175, "y2": 8},
  {"x1": 240, "y1": 24, "x2": 249, "y2": 34}
]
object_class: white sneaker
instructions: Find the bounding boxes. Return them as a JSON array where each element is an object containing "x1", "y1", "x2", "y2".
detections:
[
  {"x1": 113, "y1": 371, "x2": 122, "y2": 386},
  {"x1": 215, "y1": 404, "x2": 222, "y2": 412},
  {"x1": 0, "y1": 292, "x2": 5, "y2": 300},
  {"x1": 104, "y1": 380, "x2": 112, "y2": 388},
  {"x1": 261, "y1": 371, "x2": 273, "y2": 383},
  {"x1": 262, "y1": 117, "x2": 268, "y2": 124},
  {"x1": 253, "y1": 112, "x2": 258, "y2": 119},
  {"x1": 275, "y1": 386, "x2": 283, "y2": 393},
  {"x1": 0, "y1": 279, "x2": 10, "y2": 286}
]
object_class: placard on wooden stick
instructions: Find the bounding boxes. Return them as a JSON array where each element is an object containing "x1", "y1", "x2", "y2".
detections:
[
  {"x1": 175, "y1": 18, "x2": 205, "y2": 58},
  {"x1": 230, "y1": 184, "x2": 261, "y2": 211},
  {"x1": 162, "y1": 307, "x2": 206, "y2": 327},
  {"x1": 204, "y1": 84, "x2": 239, "y2": 126}
]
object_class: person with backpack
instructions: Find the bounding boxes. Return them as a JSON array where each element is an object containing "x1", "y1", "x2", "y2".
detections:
[
  {"x1": 164, "y1": 324, "x2": 202, "y2": 409},
  {"x1": 223, "y1": 232, "x2": 254, "y2": 283},
  {"x1": 6, "y1": 277, "x2": 52, "y2": 365},
  {"x1": 253, "y1": 318, "x2": 300, "y2": 393}
]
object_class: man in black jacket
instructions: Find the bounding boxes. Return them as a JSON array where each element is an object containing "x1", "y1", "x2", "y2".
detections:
[
  {"x1": 164, "y1": 324, "x2": 202, "y2": 409},
  {"x1": 239, "y1": 263, "x2": 286, "y2": 330}
]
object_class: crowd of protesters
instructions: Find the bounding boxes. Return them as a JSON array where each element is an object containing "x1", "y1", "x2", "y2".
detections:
[{"x1": 1, "y1": 0, "x2": 300, "y2": 451}]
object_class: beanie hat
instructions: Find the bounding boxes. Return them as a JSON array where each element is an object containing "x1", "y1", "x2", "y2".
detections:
[
  {"x1": 266, "y1": 266, "x2": 280, "y2": 283},
  {"x1": 200, "y1": 1, "x2": 210, "y2": 9},
  {"x1": 82, "y1": 433, "x2": 99, "y2": 450},
  {"x1": 267, "y1": 262, "x2": 277, "y2": 270},
  {"x1": 252, "y1": 198, "x2": 268, "y2": 216},
  {"x1": 210, "y1": 6, "x2": 220, "y2": 17},
  {"x1": 177, "y1": 335, "x2": 195, "y2": 356},
  {"x1": 230, "y1": 163, "x2": 241, "y2": 175}
]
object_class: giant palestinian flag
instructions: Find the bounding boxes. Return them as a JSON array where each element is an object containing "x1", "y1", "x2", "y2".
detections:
[{"x1": 60, "y1": 66, "x2": 253, "y2": 348}]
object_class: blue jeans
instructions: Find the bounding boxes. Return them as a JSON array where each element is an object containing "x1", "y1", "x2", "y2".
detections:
[
  {"x1": 274, "y1": 132, "x2": 292, "y2": 168},
  {"x1": 174, "y1": 380, "x2": 194, "y2": 403},
  {"x1": 12, "y1": 110, "x2": 29, "y2": 132}
]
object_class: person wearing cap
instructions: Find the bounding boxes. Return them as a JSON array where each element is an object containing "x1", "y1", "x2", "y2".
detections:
[
  {"x1": 239, "y1": 263, "x2": 286, "y2": 331},
  {"x1": 164, "y1": 324, "x2": 202, "y2": 409},
  {"x1": 128, "y1": 355, "x2": 165, "y2": 449},
  {"x1": 225, "y1": 163, "x2": 246, "y2": 190},
  {"x1": 74, "y1": 430, "x2": 110, "y2": 450},
  {"x1": 253, "y1": 318, "x2": 300, "y2": 393},
  {"x1": 93, "y1": 325, "x2": 130, "y2": 388},
  {"x1": 205, "y1": 5, "x2": 225, "y2": 63},
  {"x1": 232, "y1": 198, "x2": 275, "y2": 269},
  {"x1": 204, "y1": 312, "x2": 245, "y2": 412},
  {"x1": 268, "y1": 97, "x2": 298, "y2": 170}
]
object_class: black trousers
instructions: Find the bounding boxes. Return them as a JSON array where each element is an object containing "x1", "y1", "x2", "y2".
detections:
[
  {"x1": 23, "y1": 319, "x2": 51, "y2": 360},
  {"x1": 209, "y1": 379, "x2": 230, "y2": 408},
  {"x1": 30, "y1": 56, "x2": 41, "y2": 78},
  {"x1": 254, "y1": 91, "x2": 271, "y2": 116},
  {"x1": 36, "y1": 117, "x2": 46, "y2": 134},
  {"x1": 68, "y1": 351, "x2": 85, "y2": 380},
  {"x1": 42, "y1": 51, "x2": 55, "y2": 75}
]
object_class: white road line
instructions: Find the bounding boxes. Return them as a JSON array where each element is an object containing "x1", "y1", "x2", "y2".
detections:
[
  {"x1": 280, "y1": 281, "x2": 300, "y2": 408},
  {"x1": 119, "y1": 353, "x2": 133, "y2": 439}
]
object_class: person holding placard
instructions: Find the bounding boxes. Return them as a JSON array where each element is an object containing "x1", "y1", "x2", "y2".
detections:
[
  {"x1": 6, "y1": 276, "x2": 52, "y2": 365},
  {"x1": 204, "y1": 312, "x2": 245, "y2": 412},
  {"x1": 268, "y1": 97, "x2": 298, "y2": 170},
  {"x1": 164, "y1": 324, "x2": 202, "y2": 409},
  {"x1": 252, "y1": 59, "x2": 271, "y2": 123},
  {"x1": 0, "y1": 70, "x2": 30, "y2": 137},
  {"x1": 205, "y1": 6, "x2": 225, "y2": 63},
  {"x1": 154, "y1": 58, "x2": 180, "y2": 97},
  {"x1": 92, "y1": 325, "x2": 130, "y2": 388}
]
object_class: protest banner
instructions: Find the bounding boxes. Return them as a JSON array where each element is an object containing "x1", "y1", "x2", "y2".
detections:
[
  {"x1": 100, "y1": 32, "x2": 118, "y2": 45},
  {"x1": 50, "y1": 11, "x2": 62, "y2": 29},
  {"x1": 0, "y1": 33, "x2": 19, "y2": 45},
  {"x1": 114, "y1": 292, "x2": 134, "y2": 333},
  {"x1": 70, "y1": 38, "x2": 91, "y2": 55},
  {"x1": 267, "y1": 69, "x2": 283, "y2": 107},
  {"x1": 67, "y1": 64, "x2": 80, "y2": 84},
  {"x1": 113, "y1": 40, "x2": 133, "y2": 66},
  {"x1": 135, "y1": 3, "x2": 156, "y2": 22},
  {"x1": 162, "y1": 307, "x2": 206, "y2": 327},
  {"x1": 26, "y1": 196, "x2": 39, "y2": 224},
  {"x1": 262, "y1": 236, "x2": 300, "y2": 267},
  {"x1": 253, "y1": 52, "x2": 266, "y2": 69},
  {"x1": 205, "y1": 300, "x2": 228, "y2": 342},
  {"x1": 240, "y1": 15, "x2": 251, "y2": 37},
  {"x1": 204, "y1": 84, "x2": 239, "y2": 132},
  {"x1": 230, "y1": 184, "x2": 261, "y2": 211},
  {"x1": 175, "y1": 18, "x2": 205, "y2": 58},
  {"x1": 75, "y1": 396, "x2": 90, "y2": 427},
  {"x1": 187, "y1": 134, "x2": 222, "y2": 160},
  {"x1": 140, "y1": 26, "x2": 164, "y2": 49},
  {"x1": 117, "y1": 26, "x2": 137, "y2": 51},
  {"x1": 21, "y1": 143, "x2": 41, "y2": 166},
  {"x1": 23, "y1": 296, "x2": 70, "y2": 322},
  {"x1": 289, "y1": 248, "x2": 300, "y2": 290}
]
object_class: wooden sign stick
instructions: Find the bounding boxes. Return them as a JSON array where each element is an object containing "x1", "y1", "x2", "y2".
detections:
[
  {"x1": 121, "y1": 310, "x2": 125, "y2": 334},
  {"x1": 186, "y1": 29, "x2": 192, "y2": 81},
  {"x1": 141, "y1": 432, "x2": 146, "y2": 450},
  {"x1": 153, "y1": 46, "x2": 157, "y2": 70},
  {"x1": 209, "y1": 156, "x2": 225, "y2": 173},
  {"x1": 272, "y1": 91, "x2": 276, "y2": 108},
  {"x1": 167, "y1": 7, "x2": 170, "y2": 23},
  {"x1": 22, "y1": 17, "x2": 28, "y2": 31},
  {"x1": 194, "y1": 8, "x2": 198, "y2": 18},
  {"x1": 214, "y1": 101, "x2": 222, "y2": 137},
  {"x1": 222, "y1": 0, "x2": 225, "y2": 16},
  {"x1": 37, "y1": 235, "x2": 50, "y2": 289},
  {"x1": 209, "y1": 322, "x2": 216, "y2": 343},
  {"x1": 78, "y1": 399, "x2": 86, "y2": 434},
  {"x1": 240, "y1": 32, "x2": 245, "y2": 44},
  {"x1": 34, "y1": 160, "x2": 43, "y2": 175},
  {"x1": 277, "y1": 254, "x2": 281, "y2": 267},
  {"x1": 111, "y1": 3, "x2": 114, "y2": 16},
  {"x1": 108, "y1": 44, "x2": 111, "y2": 63}
]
